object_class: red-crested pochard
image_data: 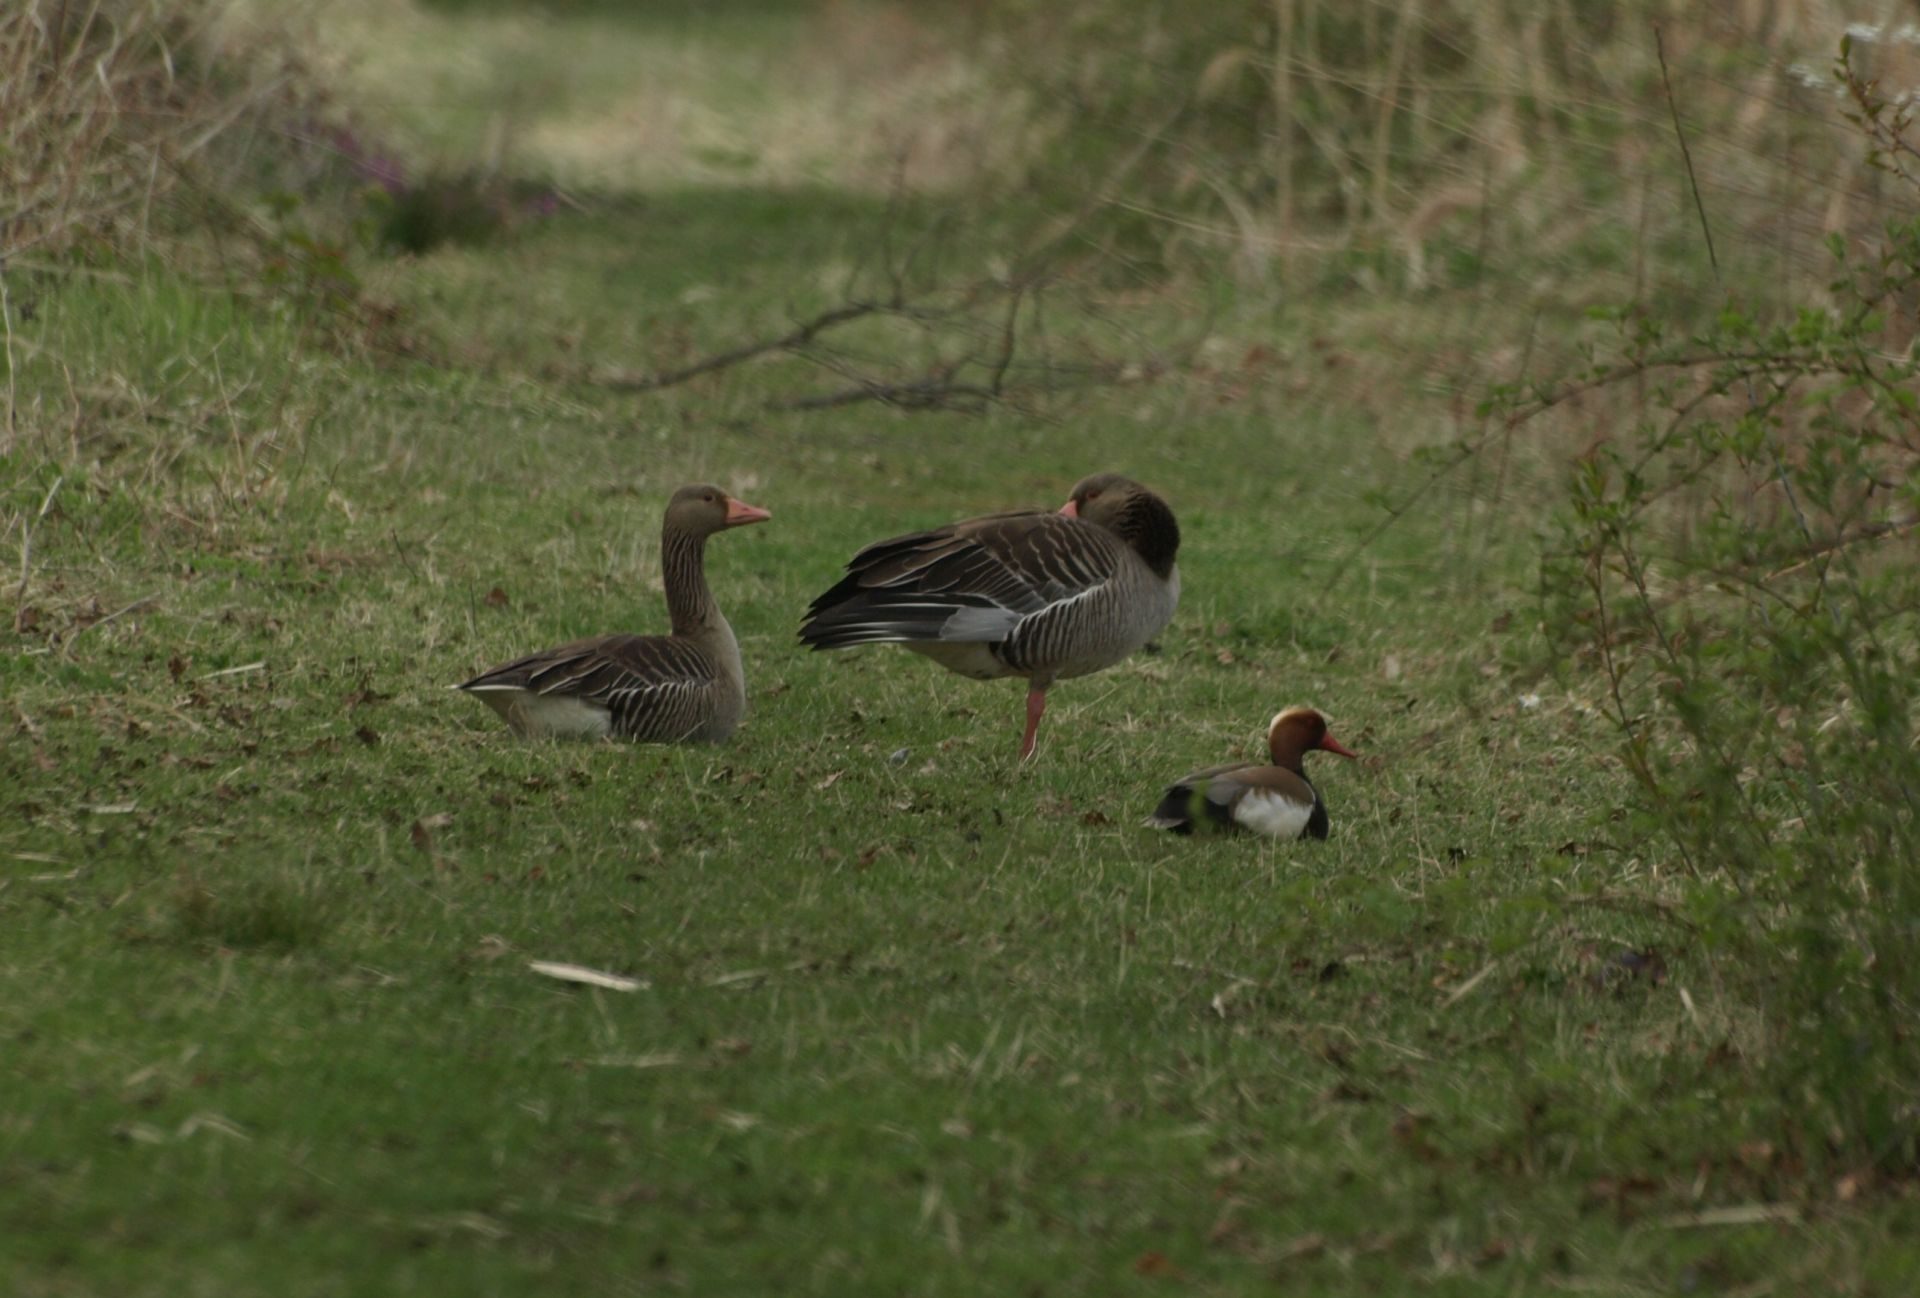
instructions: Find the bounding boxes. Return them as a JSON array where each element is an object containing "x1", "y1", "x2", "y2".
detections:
[{"x1": 1146, "y1": 707, "x2": 1357, "y2": 838}]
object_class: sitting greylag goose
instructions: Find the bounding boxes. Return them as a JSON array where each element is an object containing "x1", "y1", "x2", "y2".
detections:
[
  {"x1": 1145, "y1": 707, "x2": 1357, "y2": 838},
  {"x1": 456, "y1": 484, "x2": 770, "y2": 742},
  {"x1": 799, "y1": 473, "x2": 1179, "y2": 760}
]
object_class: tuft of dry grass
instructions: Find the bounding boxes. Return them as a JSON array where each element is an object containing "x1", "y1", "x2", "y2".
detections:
[
  {"x1": 0, "y1": 0, "x2": 292, "y2": 270},
  {"x1": 975, "y1": 0, "x2": 1920, "y2": 306},
  {"x1": 2, "y1": 0, "x2": 180, "y2": 268}
]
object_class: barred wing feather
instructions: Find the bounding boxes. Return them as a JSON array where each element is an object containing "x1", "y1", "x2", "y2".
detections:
[{"x1": 800, "y1": 513, "x2": 1123, "y2": 650}]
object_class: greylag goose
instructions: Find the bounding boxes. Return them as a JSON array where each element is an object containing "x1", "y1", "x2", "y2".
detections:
[
  {"x1": 456, "y1": 484, "x2": 770, "y2": 742},
  {"x1": 799, "y1": 472, "x2": 1179, "y2": 759},
  {"x1": 1145, "y1": 707, "x2": 1357, "y2": 838}
]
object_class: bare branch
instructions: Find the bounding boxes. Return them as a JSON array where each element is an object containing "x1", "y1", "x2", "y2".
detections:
[{"x1": 596, "y1": 301, "x2": 887, "y2": 393}]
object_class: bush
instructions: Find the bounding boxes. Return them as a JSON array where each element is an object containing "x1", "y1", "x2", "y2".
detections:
[{"x1": 1523, "y1": 42, "x2": 1920, "y2": 1173}]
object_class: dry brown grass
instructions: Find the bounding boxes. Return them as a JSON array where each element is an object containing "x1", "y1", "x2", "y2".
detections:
[
  {"x1": 980, "y1": 0, "x2": 1920, "y2": 308},
  {"x1": 1, "y1": 0, "x2": 261, "y2": 267}
]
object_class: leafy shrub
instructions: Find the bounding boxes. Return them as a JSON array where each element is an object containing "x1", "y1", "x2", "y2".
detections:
[{"x1": 1521, "y1": 43, "x2": 1920, "y2": 1172}]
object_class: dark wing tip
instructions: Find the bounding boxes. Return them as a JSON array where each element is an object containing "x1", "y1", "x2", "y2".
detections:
[
  {"x1": 796, "y1": 624, "x2": 866, "y2": 651},
  {"x1": 1146, "y1": 783, "x2": 1197, "y2": 833},
  {"x1": 454, "y1": 662, "x2": 523, "y2": 692}
]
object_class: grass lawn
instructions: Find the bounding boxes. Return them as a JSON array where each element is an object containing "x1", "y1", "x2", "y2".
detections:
[{"x1": 5, "y1": 4, "x2": 1918, "y2": 1295}]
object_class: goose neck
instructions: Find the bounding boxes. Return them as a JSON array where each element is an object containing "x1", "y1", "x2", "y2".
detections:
[{"x1": 662, "y1": 526, "x2": 716, "y2": 634}]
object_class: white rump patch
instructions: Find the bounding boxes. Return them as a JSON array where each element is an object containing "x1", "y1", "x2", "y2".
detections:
[
  {"x1": 1232, "y1": 789, "x2": 1315, "y2": 839},
  {"x1": 938, "y1": 605, "x2": 1023, "y2": 642},
  {"x1": 467, "y1": 686, "x2": 613, "y2": 739},
  {"x1": 907, "y1": 641, "x2": 1011, "y2": 680}
]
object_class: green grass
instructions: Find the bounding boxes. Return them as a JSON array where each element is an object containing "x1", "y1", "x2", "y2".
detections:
[
  {"x1": 10, "y1": 216, "x2": 1913, "y2": 1296},
  {"x1": 5, "y1": 10, "x2": 1919, "y2": 1297}
]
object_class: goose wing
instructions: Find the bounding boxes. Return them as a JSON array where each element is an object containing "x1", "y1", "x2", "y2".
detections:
[
  {"x1": 460, "y1": 633, "x2": 718, "y2": 706},
  {"x1": 800, "y1": 511, "x2": 1123, "y2": 649}
]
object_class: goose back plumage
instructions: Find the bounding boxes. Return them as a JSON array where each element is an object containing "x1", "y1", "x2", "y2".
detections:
[
  {"x1": 458, "y1": 629, "x2": 741, "y2": 743},
  {"x1": 799, "y1": 475, "x2": 1180, "y2": 687}
]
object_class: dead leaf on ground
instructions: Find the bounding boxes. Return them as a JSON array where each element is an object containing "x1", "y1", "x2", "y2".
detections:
[
  {"x1": 1584, "y1": 946, "x2": 1668, "y2": 992},
  {"x1": 1278, "y1": 1232, "x2": 1327, "y2": 1262},
  {"x1": 1582, "y1": 1175, "x2": 1660, "y2": 1215},
  {"x1": 814, "y1": 770, "x2": 844, "y2": 791},
  {"x1": 1206, "y1": 1211, "x2": 1249, "y2": 1249},
  {"x1": 1132, "y1": 1251, "x2": 1179, "y2": 1278},
  {"x1": 410, "y1": 812, "x2": 453, "y2": 853},
  {"x1": 483, "y1": 586, "x2": 510, "y2": 608},
  {"x1": 1392, "y1": 1110, "x2": 1443, "y2": 1163}
]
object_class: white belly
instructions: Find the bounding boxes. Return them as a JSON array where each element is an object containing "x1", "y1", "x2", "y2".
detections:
[
  {"x1": 470, "y1": 687, "x2": 613, "y2": 739},
  {"x1": 906, "y1": 641, "x2": 1013, "y2": 681},
  {"x1": 1233, "y1": 789, "x2": 1315, "y2": 838}
]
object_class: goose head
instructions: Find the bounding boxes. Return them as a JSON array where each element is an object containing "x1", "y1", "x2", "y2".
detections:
[
  {"x1": 1058, "y1": 473, "x2": 1179, "y2": 577},
  {"x1": 666, "y1": 483, "x2": 771, "y2": 536}
]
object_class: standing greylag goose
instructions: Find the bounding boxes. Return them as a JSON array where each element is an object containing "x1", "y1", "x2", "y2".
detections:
[
  {"x1": 456, "y1": 484, "x2": 770, "y2": 742},
  {"x1": 799, "y1": 473, "x2": 1179, "y2": 760},
  {"x1": 1146, "y1": 707, "x2": 1357, "y2": 838}
]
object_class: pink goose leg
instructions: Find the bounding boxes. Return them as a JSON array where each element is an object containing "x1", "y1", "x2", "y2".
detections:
[{"x1": 1019, "y1": 684, "x2": 1049, "y2": 761}]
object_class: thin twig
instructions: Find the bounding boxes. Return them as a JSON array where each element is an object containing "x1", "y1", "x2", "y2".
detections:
[
  {"x1": 15, "y1": 473, "x2": 63, "y2": 607},
  {"x1": 0, "y1": 269, "x2": 15, "y2": 450},
  {"x1": 768, "y1": 375, "x2": 1000, "y2": 414},
  {"x1": 597, "y1": 301, "x2": 885, "y2": 393},
  {"x1": 1654, "y1": 24, "x2": 1718, "y2": 275},
  {"x1": 987, "y1": 282, "x2": 1025, "y2": 397},
  {"x1": 60, "y1": 591, "x2": 161, "y2": 657}
]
